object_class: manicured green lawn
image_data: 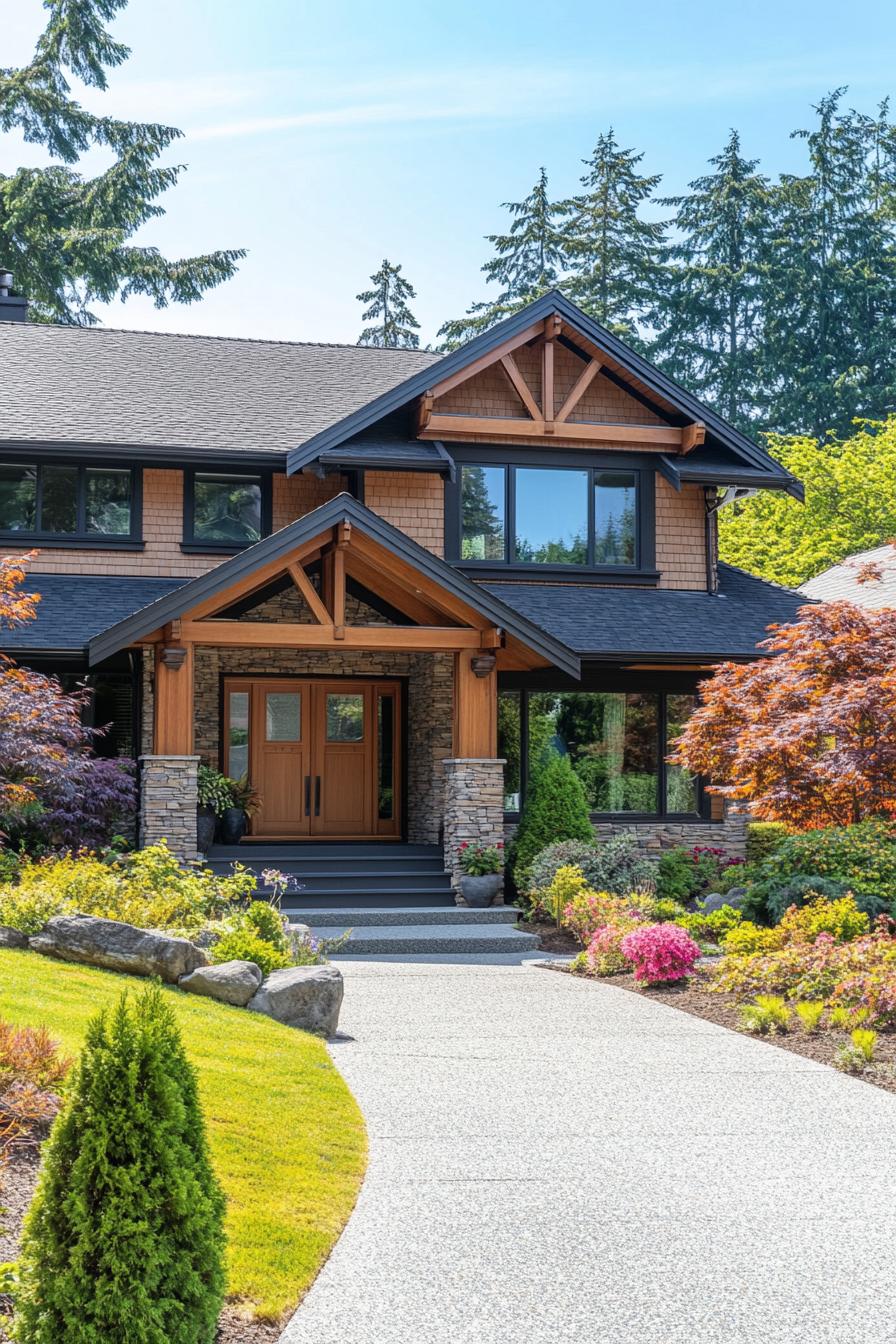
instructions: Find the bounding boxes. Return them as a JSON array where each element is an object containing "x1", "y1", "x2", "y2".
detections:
[{"x1": 0, "y1": 949, "x2": 366, "y2": 1322}]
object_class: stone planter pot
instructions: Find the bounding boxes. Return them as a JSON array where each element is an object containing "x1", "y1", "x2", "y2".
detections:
[
  {"x1": 459, "y1": 873, "x2": 503, "y2": 908},
  {"x1": 196, "y1": 805, "x2": 217, "y2": 855},
  {"x1": 219, "y1": 806, "x2": 248, "y2": 845}
]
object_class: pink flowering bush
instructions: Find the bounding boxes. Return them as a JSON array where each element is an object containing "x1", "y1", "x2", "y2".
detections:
[
  {"x1": 620, "y1": 923, "x2": 702, "y2": 985},
  {"x1": 573, "y1": 917, "x2": 643, "y2": 976},
  {"x1": 561, "y1": 886, "x2": 642, "y2": 944}
]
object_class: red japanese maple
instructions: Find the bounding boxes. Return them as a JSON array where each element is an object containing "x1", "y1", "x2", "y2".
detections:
[{"x1": 670, "y1": 601, "x2": 896, "y2": 829}]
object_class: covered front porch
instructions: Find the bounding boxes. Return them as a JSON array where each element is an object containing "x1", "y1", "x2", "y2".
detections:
[{"x1": 88, "y1": 495, "x2": 579, "y2": 889}]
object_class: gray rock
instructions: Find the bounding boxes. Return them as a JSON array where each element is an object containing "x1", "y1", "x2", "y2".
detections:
[
  {"x1": 30, "y1": 914, "x2": 207, "y2": 983},
  {"x1": 286, "y1": 922, "x2": 312, "y2": 940},
  {"x1": 702, "y1": 887, "x2": 748, "y2": 913},
  {"x1": 0, "y1": 925, "x2": 28, "y2": 949},
  {"x1": 248, "y1": 964, "x2": 344, "y2": 1036},
  {"x1": 179, "y1": 959, "x2": 262, "y2": 1007}
]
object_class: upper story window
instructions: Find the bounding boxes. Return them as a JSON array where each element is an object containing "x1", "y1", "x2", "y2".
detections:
[
  {"x1": 184, "y1": 470, "x2": 271, "y2": 551},
  {"x1": 0, "y1": 464, "x2": 138, "y2": 543},
  {"x1": 457, "y1": 461, "x2": 643, "y2": 570}
]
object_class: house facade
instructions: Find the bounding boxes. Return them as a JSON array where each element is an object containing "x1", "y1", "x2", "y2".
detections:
[{"x1": 0, "y1": 288, "x2": 807, "y2": 883}]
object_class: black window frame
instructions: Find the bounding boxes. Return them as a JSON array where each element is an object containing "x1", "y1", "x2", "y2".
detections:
[
  {"x1": 498, "y1": 679, "x2": 710, "y2": 823},
  {"x1": 0, "y1": 461, "x2": 143, "y2": 549},
  {"x1": 182, "y1": 468, "x2": 273, "y2": 554},
  {"x1": 445, "y1": 445, "x2": 657, "y2": 582}
]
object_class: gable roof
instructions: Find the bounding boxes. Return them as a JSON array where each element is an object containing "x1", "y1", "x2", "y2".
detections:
[
  {"x1": 799, "y1": 544, "x2": 896, "y2": 607},
  {"x1": 287, "y1": 291, "x2": 802, "y2": 498},
  {"x1": 0, "y1": 322, "x2": 439, "y2": 458},
  {"x1": 86, "y1": 493, "x2": 580, "y2": 676}
]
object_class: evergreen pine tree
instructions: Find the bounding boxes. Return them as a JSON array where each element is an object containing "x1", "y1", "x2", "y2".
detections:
[
  {"x1": 0, "y1": 0, "x2": 243, "y2": 324},
  {"x1": 511, "y1": 753, "x2": 594, "y2": 890},
  {"x1": 759, "y1": 90, "x2": 896, "y2": 436},
  {"x1": 650, "y1": 131, "x2": 770, "y2": 430},
  {"x1": 437, "y1": 168, "x2": 566, "y2": 348},
  {"x1": 15, "y1": 984, "x2": 226, "y2": 1344},
  {"x1": 356, "y1": 259, "x2": 421, "y2": 348},
  {"x1": 560, "y1": 129, "x2": 665, "y2": 344}
]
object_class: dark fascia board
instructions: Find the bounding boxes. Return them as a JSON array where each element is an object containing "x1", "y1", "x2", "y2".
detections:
[
  {"x1": 287, "y1": 291, "x2": 802, "y2": 498},
  {"x1": 0, "y1": 440, "x2": 288, "y2": 471},
  {"x1": 87, "y1": 492, "x2": 580, "y2": 676},
  {"x1": 658, "y1": 454, "x2": 806, "y2": 501},
  {"x1": 318, "y1": 440, "x2": 455, "y2": 478}
]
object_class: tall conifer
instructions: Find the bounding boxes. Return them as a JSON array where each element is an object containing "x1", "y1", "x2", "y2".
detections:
[
  {"x1": 437, "y1": 168, "x2": 566, "y2": 348},
  {"x1": 0, "y1": 0, "x2": 243, "y2": 324},
  {"x1": 356, "y1": 259, "x2": 421, "y2": 348}
]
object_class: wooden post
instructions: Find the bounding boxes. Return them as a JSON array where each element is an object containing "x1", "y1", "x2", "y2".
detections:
[
  {"x1": 153, "y1": 641, "x2": 194, "y2": 755},
  {"x1": 453, "y1": 650, "x2": 497, "y2": 758}
]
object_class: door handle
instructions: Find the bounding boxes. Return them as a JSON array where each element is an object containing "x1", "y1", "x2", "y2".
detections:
[
  {"x1": 304, "y1": 774, "x2": 311, "y2": 817},
  {"x1": 314, "y1": 775, "x2": 321, "y2": 816}
]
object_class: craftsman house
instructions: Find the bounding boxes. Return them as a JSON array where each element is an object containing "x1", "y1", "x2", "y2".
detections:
[{"x1": 0, "y1": 285, "x2": 805, "y2": 894}]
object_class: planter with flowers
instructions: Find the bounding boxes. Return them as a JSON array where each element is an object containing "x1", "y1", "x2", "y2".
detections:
[
  {"x1": 196, "y1": 765, "x2": 233, "y2": 854},
  {"x1": 457, "y1": 840, "x2": 504, "y2": 907}
]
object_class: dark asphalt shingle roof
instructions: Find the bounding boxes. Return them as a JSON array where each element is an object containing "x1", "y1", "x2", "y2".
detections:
[
  {"x1": 0, "y1": 575, "x2": 186, "y2": 652},
  {"x1": 0, "y1": 322, "x2": 439, "y2": 456},
  {"x1": 1, "y1": 562, "x2": 809, "y2": 664},
  {"x1": 483, "y1": 564, "x2": 812, "y2": 660}
]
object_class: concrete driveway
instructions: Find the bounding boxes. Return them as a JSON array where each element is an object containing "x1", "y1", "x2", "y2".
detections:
[{"x1": 280, "y1": 955, "x2": 896, "y2": 1344}]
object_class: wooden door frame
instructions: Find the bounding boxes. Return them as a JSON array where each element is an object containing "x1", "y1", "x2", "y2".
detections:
[{"x1": 218, "y1": 672, "x2": 408, "y2": 842}]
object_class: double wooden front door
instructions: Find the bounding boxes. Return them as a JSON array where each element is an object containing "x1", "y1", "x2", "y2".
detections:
[{"x1": 224, "y1": 678, "x2": 401, "y2": 840}]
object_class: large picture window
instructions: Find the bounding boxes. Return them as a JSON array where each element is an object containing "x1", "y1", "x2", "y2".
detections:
[
  {"x1": 498, "y1": 688, "x2": 702, "y2": 818},
  {"x1": 456, "y1": 462, "x2": 642, "y2": 570},
  {"x1": 0, "y1": 464, "x2": 138, "y2": 542},
  {"x1": 184, "y1": 471, "x2": 270, "y2": 549}
]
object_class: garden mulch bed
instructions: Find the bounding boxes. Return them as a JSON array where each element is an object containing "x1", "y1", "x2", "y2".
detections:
[
  {"x1": 541, "y1": 963, "x2": 896, "y2": 1097},
  {"x1": 0, "y1": 1149, "x2": 282, "y2": 1344},
  {"x1": 521, "y1": 917, "x2": 579, "y2": 955}
]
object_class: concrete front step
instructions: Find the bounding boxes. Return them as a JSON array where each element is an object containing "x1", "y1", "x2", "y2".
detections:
[
  {"x1": 293, "y1": 905, "x2": 520, "y2": 928},
  {"x1": 307, "y1": 921, "x2": 540, "y2": 956}
]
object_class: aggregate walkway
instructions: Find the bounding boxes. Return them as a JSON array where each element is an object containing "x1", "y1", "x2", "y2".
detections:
[{"x1": 280, "y1": 954, "x2": 896, "y2": 1344}]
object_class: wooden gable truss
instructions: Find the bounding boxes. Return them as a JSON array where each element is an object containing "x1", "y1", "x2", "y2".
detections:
[{"x1": 416, "y1": 313, "x2": 706, "y2": 454}]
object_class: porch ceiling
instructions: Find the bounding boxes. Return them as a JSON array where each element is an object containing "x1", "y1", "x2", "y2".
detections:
[{"x1": 87, "y1": 493, "x2": 580, "y2": 676}]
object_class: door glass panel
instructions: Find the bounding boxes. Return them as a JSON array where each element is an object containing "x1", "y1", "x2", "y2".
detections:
[
  {"x1": 377, "y1": 695, "x2": 394, "y2": 820},
  {"x1": 327, "y1": 694, "x2": 364, "y2": 742},
  {"x1": 498, "y1": 691, "x2": 521, "y2": 811},
  {"x1": 266, "y1": 692, "x2": 301, "y2": 741},
  {"x1": 228, "y1": 691, "x2": 250, "y2": 779}
]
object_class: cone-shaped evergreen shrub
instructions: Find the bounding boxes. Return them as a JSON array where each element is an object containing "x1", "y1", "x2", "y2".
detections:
[
  {"x1": 511, "y1": 753, "x2": 594, "y2": 890},
  {"x1": 14, "y1": 983, "x2": 225, "y2": 1344}
]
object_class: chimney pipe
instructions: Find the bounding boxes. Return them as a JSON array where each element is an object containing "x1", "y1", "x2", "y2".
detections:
[{"x1": 0, "y1": 270, "x2": 28, "y2": 322}]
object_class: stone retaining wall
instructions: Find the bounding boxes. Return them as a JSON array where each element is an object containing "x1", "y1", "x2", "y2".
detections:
[{"x1": 139, "y1": 755, "x2": 199, "y2": 860}]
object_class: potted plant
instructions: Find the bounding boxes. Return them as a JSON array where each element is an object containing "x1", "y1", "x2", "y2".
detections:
[
  {"x1": 196, "y1": 765, "x2": 233, "y2": 854},
  {"x1": 457, "y1": 840, "x2": 504, "y2": 907},
  {"x1": 219, "y1": 773, "x2": 260, "y2": 845}
]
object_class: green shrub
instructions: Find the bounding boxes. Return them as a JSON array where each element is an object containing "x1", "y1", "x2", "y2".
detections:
[
  {"x1": 677, "y1": 904, "x2": 743, "y2": 942},
  {"x1": 794, "y1": 1001, "x2": 825, "y2": 1033},
  {"x1": 835, "y1": 1028, "x2": 878, "y2": 1072},
  {"x1": 654, "y1": 848, "x2": 700, "y2": 903},
  {"x1": 527, "y1": 832, "x2": 654, "y2": 902},
  {"x1": 511, "y1": 755, "x2": 593, "y2": 889},
  {"x1": 745, "y1": 822, "x2": 789, "y2": 865},
  {"x1": 243, "y1": 900, "x2": 288, "y2": 951},
  {"x1": 209, "y1": 928, "x2": 291, "y2": 976},
  {"x1": 748, "y1": 873, "x2": 850, "y2": 925},
  {"x1": 738, "y1": 994, "x2": 790, "y2": 1035},
  {"x1": 751, "y1": 820, "x2": 896, "y2": 917},
  {"x1": 14, "y1": 984, "x2": 225, "y2": 1344}
]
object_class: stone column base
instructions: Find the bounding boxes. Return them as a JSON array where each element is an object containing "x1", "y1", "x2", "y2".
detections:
[
  {"x1": 442, "y1": 758, "x2": 506, "y2": 902},
  {"x1": 139, "y1": 755, "x2": 199, "y2": 862}
]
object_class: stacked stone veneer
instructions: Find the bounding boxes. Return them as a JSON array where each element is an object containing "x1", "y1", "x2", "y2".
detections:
[
  {"x1": 503, "y1": 806, "x2": 748, "y2": 861},
  {"x1": 139, "y1": 755, "x2": 199, "y2": 860},
  {"x1": 443, "y1": 759, "x2": 506, "y2": 896}
]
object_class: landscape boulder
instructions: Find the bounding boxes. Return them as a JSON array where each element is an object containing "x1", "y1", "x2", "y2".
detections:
[
  {"x1": 179, "y1": 959, "x2": 262, "y2": 1007},
  {"x1": 0, "y1": 925, "x2": 28, "y2": 949},
  {"x1": 702, "y1": 888, "x2": 748, "y2": 913},
  {"x1": 248, "y1": 964, "x2": 343, "y2": 1036},
  {"x1": 29, "y1": 914, "x2": 208, "y2": 983}
]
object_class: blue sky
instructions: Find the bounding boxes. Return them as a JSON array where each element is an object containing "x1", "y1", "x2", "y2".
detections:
[{"x1": 5, "y1": 0, "x2": 896, "y2": 344}]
